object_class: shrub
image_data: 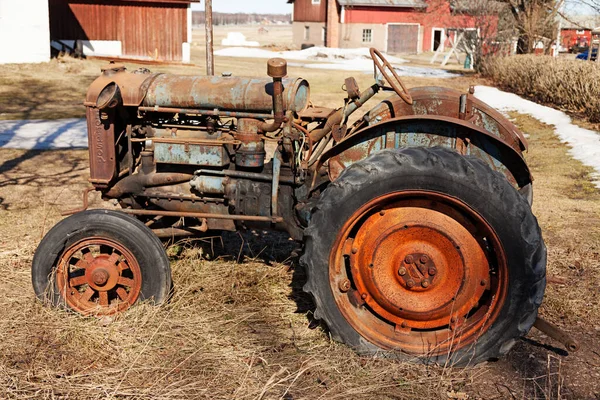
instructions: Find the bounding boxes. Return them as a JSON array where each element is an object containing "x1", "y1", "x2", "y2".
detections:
[{"x1": 481, "y1": 55, "x2": 600, "y2": 122}]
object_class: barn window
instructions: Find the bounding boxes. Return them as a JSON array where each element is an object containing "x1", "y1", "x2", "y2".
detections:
[
  {"x1": 362, "y1": 29, "x2": 372, "y2": 43},
  {"x1": 312, "y1": 0, "x2": 320, "y2": 4},
  {"x1": 304, "y1": 26, "x2": 310, "y2": 41}
]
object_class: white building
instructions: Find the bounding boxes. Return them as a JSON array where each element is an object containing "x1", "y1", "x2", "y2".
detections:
[{"x1": 0, "y1": 0, "x2": 51, "y2": 64}]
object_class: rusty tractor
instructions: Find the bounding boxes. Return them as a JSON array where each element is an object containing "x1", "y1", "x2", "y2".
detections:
[{"x1": 33, "y1": 49, "x2": 550, "y2": 365}]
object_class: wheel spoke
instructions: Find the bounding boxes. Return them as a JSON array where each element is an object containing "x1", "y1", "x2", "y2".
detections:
[
  {"x1": 117, "y1": 261, "x2": 130, "y2": 272},
  {"x1": 70, "y1": 275, "x2": 88, "y2": 287},
  {"x1": 107, "y1": 252, "x2": 120, "y2": 265},
  {"x1": 72, "y1": 258, "x2": 89, "y2": 270},
  {"x1": 98, "y1": 291, "x2": 109, "y2": 307},
  {"x1": 81, "y1": 248, "x2": 95, "y2": 264},
  {"x1": 80, "y1": 287, "x2": 95, "y2": 303},
  {"x1": 116, "y1": 287, "x2": 129, "y2": 301},
  {"x1": 118, "y1": 277, "x2": 136, "y2": 288}
]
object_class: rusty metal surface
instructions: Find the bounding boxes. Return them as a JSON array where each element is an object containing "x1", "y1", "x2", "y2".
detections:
[
  {"x1": 316, "y1": 115, "x2": 532, "y2": 189},
  {"x1": 370, "y1": 48, "x2": 413, "y2": 105},
  {"x1": 309, "y1": 83, "x2": 380, "y2": 143},
  {"x1": 372, "y1": 87, "x2": 528, "y2": 153},
  {"x1": 344, "y1": 77, "x2": 361, "y2": 100},
  {"x1": 85, "y1": 68, "x2": 160, "y2": 108},
  {"x1": 235, "y1": 119, "x2": 266, "y2": 167},
  {"x1": 152, "y1": 225, "x2": 208, "y2": 239},
  {"x1": 298, "y1": 106, "x2": 336, "y2": 120},
  {"x1": 121, "y1": 209, "x2": 284, "y2": 223},
  {"x1": 329, "y1": 191, "x2": 508, "y2": 355},
  {"x1": 105, "y1": 172, "x2": 194, "y2": 198},
  {"x1": 267, "y1": 58, "x2": 288, "y2": 78},
  {"x1": 154, "y1": 142, "x2": 229, "y2": 166},
  {"x1": 190, "y1": 175, "x2": 228, "y2": 194},
  {"x1": 143, "y1": 75, "x2": 310, "y2": 113},
  {"x1": 259, "y1": 60, "x2": 287, "y2": 132},
  {"x1": 534, "y1": 317, "x2": 580, "y2": 352},
  {"x1": 138, "y1": 106, "x2": 274, "y2": 119},
  {"x1": 194, "y1": 169, "x2": 295, "y2": 184},
  {"x1": 56, "y1": 237, "x2": 142, "y2": 315},
  {"x1": 87, "y1": 108, "x2": 117, "y2": 188}
]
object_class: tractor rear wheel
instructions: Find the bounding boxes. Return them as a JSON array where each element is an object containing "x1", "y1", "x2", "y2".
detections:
[
  {"x1": 302, "y1": 147, "x2": 546, "y2": 366},
  {"x1": 32, "y1": 209, "x2": 171, "y2": 316}
]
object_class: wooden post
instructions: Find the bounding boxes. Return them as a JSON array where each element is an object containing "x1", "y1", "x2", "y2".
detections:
[
  {"x1": 205, "y1": 0, "x2": 214, "y2": 75},
  {"x1": 441, "y1": 32, "x2": 464, "y2": 67}
]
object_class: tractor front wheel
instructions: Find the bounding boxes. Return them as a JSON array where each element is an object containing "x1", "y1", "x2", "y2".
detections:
[
  {"x1": 32, "y1": 209, "x2": 171, "y2": 316},
  {"x1": 302, "y1": 147, "x2": 546, "y2": 365}
]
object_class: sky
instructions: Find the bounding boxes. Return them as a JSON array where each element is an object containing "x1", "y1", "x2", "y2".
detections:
[{"x1": 191, "y1": 1, "x2": 292, "y2": 14}]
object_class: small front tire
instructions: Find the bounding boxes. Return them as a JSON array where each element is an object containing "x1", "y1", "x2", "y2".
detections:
[{"x1": 32, "y1": 209, "x2": 171, "y2": 315}]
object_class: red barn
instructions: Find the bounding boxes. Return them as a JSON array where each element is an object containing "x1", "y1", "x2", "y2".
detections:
[
  {"x1": 49, "y1": 0, "x2": 199, "y2": 62},
  {"x1": 559, "y1": 15, "x2": 600, "y2": 52},
  {"x1": 288, "y1": 0, "x2": 492, "y2": 54}
]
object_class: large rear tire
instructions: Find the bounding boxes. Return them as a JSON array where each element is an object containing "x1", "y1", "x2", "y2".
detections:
[
  {"x1": 32, "y1": 209, "x2": 171, "y2": 316},
  {"x1": 301, "y1": 147, "x2": 546, "y2": 366}
]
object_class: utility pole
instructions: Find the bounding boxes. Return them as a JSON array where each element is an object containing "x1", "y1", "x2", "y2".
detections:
[{"x1": 205, "y1": 0, "x2": 214, "y2": 75}]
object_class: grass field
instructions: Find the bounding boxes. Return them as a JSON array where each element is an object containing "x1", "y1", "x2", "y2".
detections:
[{"x1": 1, "y1": 26, "x2": 600, "y2": 399}]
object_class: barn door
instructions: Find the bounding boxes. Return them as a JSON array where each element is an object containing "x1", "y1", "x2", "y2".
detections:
[{"x1": 387, "y1": 25, "x2": 419, "y2": 54}]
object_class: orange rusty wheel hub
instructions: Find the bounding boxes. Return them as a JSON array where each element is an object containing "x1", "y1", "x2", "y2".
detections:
[
  {"x1": 56, "y1": 238, "x2": 142, "y2": 316},
  {"x1": 330, "y1": 191, "x2": 508, "y2": 356}
]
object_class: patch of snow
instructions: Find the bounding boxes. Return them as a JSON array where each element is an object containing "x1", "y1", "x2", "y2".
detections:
[
  {"x1": 287, "y1": 61, "x2": 457, "y2": 77},
  {"x1": 474, "y1": 86, "x2": 600, "y2": 188},
  {"x1": 221, "y1": 32, "x2": 259, "y2": 47},
  {"x1": 214, "y1": 46, "x2": 456, "y2": 76},
  {"x1": 393, "y1": 66, "x2": 458, "y2": 79},
  {"x1": 0, "y1": 118, "x2": 87, "y2": 150},
  {"x1": 216, "y1": 46, "x2": 407, "y2": 64}
]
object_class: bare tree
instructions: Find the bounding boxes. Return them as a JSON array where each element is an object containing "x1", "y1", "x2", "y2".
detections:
[{"x1": 497, "y1": 0, "x2": 565, "y2": 54}]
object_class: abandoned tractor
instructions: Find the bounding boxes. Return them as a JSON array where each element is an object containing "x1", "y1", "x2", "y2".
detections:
[{"x1": 33, "y1": 49, "x2": 548, "y2": 365}]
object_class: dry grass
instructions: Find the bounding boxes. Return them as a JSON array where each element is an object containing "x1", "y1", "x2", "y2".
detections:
[
  {"x1": 481, "y1": 55, "x2": 600, "y2": 123},
  {"x1": 0, "y1": 168, "x2": 476, "y2": 399},
  {"x1": 4, "y1": 110, "x2": 600, "y2": 399},
  {"x1": 1, "y1": 26, "x2": 600, "y2": 399}
]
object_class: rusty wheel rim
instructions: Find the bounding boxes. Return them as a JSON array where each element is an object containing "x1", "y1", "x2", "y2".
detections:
[
  {"x1": 330, "y1": 191, "x2": 508, "y2": 356},
  {"x1": 56, "y1": 237, "x2": 142, "y2": 316}
]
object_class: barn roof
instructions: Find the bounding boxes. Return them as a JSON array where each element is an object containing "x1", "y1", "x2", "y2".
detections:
[{"x1": 336, "y1": 0, "x2": 427, "y2": 7}]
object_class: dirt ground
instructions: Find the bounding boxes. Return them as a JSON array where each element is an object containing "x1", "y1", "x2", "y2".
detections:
[{"x1": 1, "y1": 26, "x2": 600, "y2": 399}]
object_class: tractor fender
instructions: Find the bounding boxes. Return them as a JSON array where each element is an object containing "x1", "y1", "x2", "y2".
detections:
[
  {"x1": 314, "y1": 115, "x2": 532, "y2": 190},
  {"x1": 362, "y1": 87, "x2": 529, "y2": 153}
]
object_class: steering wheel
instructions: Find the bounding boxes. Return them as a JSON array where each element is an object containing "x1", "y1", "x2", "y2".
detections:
[{"x1": 370, "y1": 48, "x2": 413, "y2": 105}]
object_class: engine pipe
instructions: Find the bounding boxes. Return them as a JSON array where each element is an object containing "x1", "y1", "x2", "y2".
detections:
[
  {"x1": 259, "y1": 58, "x2": 288, "y2": 133},
  {"x1": 309, "y1": 83, "x2": 380, "y2": 143}
]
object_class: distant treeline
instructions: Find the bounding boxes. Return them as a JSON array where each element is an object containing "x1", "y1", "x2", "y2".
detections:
[{"x1": 192, "y1": 11, "x2": 291, "y2": 26}]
